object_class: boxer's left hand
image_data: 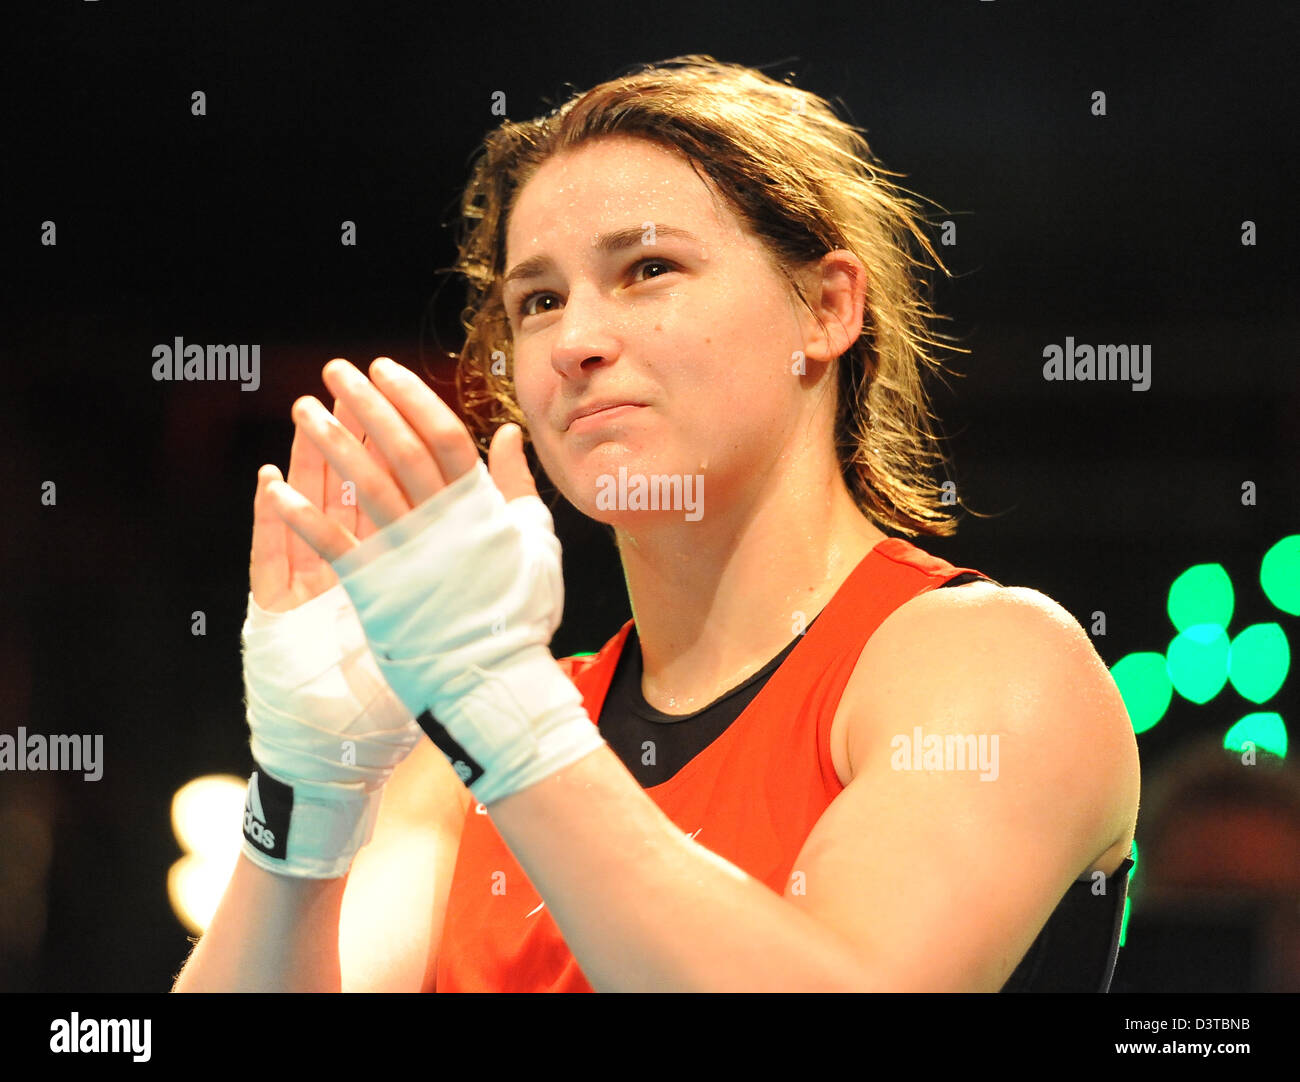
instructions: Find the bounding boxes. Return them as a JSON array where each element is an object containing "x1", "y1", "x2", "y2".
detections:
[
  {"x1": 265, "y1": 357, "x2": 537, "y2": 558},
  {"x1": 264, "y1": 358, "x2": 605, "y2": 806}
]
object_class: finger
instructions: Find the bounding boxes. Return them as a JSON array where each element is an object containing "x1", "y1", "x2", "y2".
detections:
[
  {"x1": 324, "y1": 379, "x2": 363, "y2": 532},
  {"x1": 284, "y1": 421, "x2": 326, "y2": 577},
  {"x1": 352, "y1": 440, "x2": 383, "y2": 543},
  {"x1": 329, "y1": 388, "x2": 392, "y2": 542},
  {"x1": 366, "y1": 357, "x2": 481, "y2": 490},
  {"x1": 249, "y1": 464, "x2": 291, "y2": 608},
  {"x1": 321, "y1": 358, "x2": 447, "y2": 508},
  {"x1": 292, "y1": 394, "x2": 411, "y2": 528},
  {"x1": 327, "y1": 389, "x2": 393, "y2": 534},
  {"x1": 266, "y1": 477, "x2": 360, "y2": 564},
  {"x1": 488, "y1": 423, "x2": 539, "y2": 503}
]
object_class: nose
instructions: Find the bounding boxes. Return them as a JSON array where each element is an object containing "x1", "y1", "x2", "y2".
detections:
[{"x1": 548, "y1": 284, "x2": 622, "y2": 381}]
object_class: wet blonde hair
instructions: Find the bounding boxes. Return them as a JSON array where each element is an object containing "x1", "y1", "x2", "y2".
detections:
[{"x1": 446, "y1": 54, "x2": 963, "y2": 537}]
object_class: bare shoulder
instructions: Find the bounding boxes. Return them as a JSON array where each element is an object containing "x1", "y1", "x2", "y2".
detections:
[
  {"x1": 837, "y1": 580, "x2": 1139, "y2": 871},
  {"x1": 794, "y1": 579, "x2": 1139, "y2": 989}
]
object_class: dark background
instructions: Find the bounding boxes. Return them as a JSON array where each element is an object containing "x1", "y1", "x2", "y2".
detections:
[{"x1": 2, "y1": 1, "x2": 1296, "y2": 992}]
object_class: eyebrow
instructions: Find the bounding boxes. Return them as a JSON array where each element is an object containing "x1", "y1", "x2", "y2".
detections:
[{"x1": 502, "y1": 224, "x2": 702, "y2": 289}]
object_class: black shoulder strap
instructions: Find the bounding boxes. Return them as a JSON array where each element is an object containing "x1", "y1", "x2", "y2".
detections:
[{"x1": 939, "y1": 571, "x2": 1003, "y2": 588}]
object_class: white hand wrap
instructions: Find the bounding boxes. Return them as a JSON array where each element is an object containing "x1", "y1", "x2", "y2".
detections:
[
  {"x1": 240, "y1": 585, "x2": 423, "y2": 878},
  {"x1": 330, "y1": 459, "x2": 605, "y2": 806}
]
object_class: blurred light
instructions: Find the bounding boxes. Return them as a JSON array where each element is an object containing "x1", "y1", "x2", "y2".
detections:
[
  {"x1": 1110, "y1": 652, "x2": 1173, "y2": 733},
  {"x1": 1260, "y1": 535, "x2": 1300, "y2": 616},
  {"x1": 168, "y1": 852, "x2": 239, "y2": 936},
  {"x1": 1166, "y1": 624, "x2": 1230, "y2": 704},
  {"x1": 1119, "y1": 839, "x2": 1137, "y2": 949},
  {"x1": 171, "y1": 774, "x2": 246, "y2": 855},
  {"x1": 1223, "y1": 712, "x2": 1288, "y2": 759},
  {"x1": 1167, "y1": 563, "x2": 1234, "y2": 633},
  {"x1": 1227, "y1": 623, "x2": 1290, "y2": 703},
  {"x1": 168, "y1": 774, "x2": 246, "y2": 935}
]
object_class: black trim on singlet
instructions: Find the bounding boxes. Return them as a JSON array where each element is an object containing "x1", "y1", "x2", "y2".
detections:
[
  {"x1": 1001, "y1": 855, "x2": 1134, "y2": 993},
  {"x1": 598, "y1": 570, "x2": 999, "y2": 787},
  {"x1": 942, "y1": 570, "x2": 1003, "y2": 588},
  {"x1": 598, "y1": 611, "x2": 818, "y2": 788}
]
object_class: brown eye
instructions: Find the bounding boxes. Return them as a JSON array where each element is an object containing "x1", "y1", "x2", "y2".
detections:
[
  {"x1": 635, "y1": 259, "x2": 675, "y2": 280},
  {"x1": 517, "y1": 291, "x2": 558, "y2": 319},
  {"x1": 515, "y1": 258, "x2": 678, "y2": 320}
]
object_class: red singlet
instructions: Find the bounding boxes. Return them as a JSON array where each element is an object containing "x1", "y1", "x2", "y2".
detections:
[{"x1": 435, "y1": 537, "x2": 990, "y2": 991}]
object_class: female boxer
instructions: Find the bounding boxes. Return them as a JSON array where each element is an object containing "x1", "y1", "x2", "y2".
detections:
[{"x1": 174, "y1": 56, "x2": 1138, "y2": 993}]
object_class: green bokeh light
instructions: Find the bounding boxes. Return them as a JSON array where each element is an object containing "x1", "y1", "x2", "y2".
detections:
[
  {"x1": 1261, "y1": 536, "x2": 1300, "y2": 616},
  {"x1": 1110, "y1": 652, "x2": 1173, "y2": 734},
  {"x1": 1119, "y1": 841, "x2": 1137, "y2": 949},
  {"x1": 1166, "y1": 624, "x2": 1230, "y2": 704},
  {"x1": 1223, "y1": 712, "x2": 1288, "y2": 759},
  {"x1": 1227, "y1": 623, "x2": 1290, "y2": 703},
  {"x1": 1167, "y1": 563, "x2": 1234, "y2": 633}
]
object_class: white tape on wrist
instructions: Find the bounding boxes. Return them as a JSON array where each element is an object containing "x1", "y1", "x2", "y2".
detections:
[
  {"x1": 421, "y1": 644, "x2": 606, "y2": 806},
  {"x1": 240, "y1": 585, "x2": 422, "y2": 877},
  {"x1": 331, "y1": 460, "x2": 606, "y2": 806}
]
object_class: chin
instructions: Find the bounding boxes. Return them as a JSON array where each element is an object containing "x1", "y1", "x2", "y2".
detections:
[{"x1": 554, "y1": 448, "x2": 709, "y2": 527}]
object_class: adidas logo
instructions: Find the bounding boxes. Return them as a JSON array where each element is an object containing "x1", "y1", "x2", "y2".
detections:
[
  {"x1": 243, "y1": 771, "x2": 276, "y2": 850},
  {"x1": 452, "y1": 760, "x2": 473, "y2": 783}
]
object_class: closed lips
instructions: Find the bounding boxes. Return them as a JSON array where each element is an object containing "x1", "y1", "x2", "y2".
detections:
[{"x1": 564, "y1": 401, "x2": 645, "y2": 429}]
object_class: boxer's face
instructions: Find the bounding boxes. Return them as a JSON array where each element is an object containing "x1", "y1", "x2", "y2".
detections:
[{"x1": 503, "y1": 134, "x2": 817, "y2": 526}]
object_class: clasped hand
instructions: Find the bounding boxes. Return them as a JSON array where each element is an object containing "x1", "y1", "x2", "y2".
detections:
[
  {"x1": 263, "y1": 356, "x2": 537, "y2": 561},
  {"x1": 255, "y1": 357, "x2": 600, "y2": 809}
]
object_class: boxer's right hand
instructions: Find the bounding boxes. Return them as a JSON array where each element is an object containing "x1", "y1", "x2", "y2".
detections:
[{"x1": 239, "y1": 392, "x2": 422, "y2": 879}]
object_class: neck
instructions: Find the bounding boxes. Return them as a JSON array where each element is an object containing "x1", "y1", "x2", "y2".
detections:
[{"x1": 613, "y1": 473, "x2": 887, "y2": 715}]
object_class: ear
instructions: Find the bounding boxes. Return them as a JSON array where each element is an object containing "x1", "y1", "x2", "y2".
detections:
[{"x1": 798, "y1": 251, "x2": 867, "y2": 363}]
